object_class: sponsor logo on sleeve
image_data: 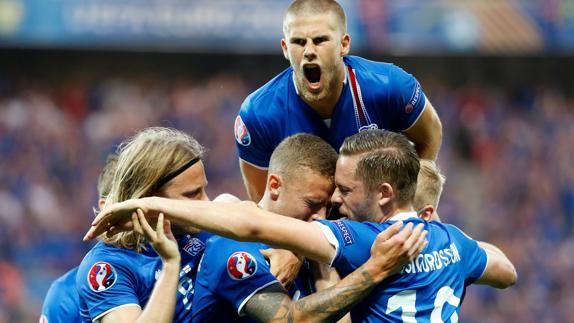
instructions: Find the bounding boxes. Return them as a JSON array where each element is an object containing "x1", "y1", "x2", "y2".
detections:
[
  {"x1": 227, "y1": 251, "x2": 258, "y2": 280},
  {"x1": 406, "y1": 81, "x2": 422, "y2": 114},
  {"x1": 87, "y1": 262, "x2": 117, "y2": 292},
  {"x1": 334, "y1": 221, "x2": 355, "y2": 246},
  {"x1": 234, "y1": 116, "x2": 251, "y2": 146}
]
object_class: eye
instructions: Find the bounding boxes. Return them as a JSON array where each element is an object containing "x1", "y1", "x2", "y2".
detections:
[
  {"x1": 313, "y1": 36, "x2": 328, "y2": 45},
  {"x1": 291, "y1": 38, "x2": 306, "y2": 46},
  {"x1": 183, "y1": 189, "x2": 202, "y2": 199}
]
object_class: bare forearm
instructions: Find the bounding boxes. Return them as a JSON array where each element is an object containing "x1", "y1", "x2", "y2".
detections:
[
  {"x1": 150, "y1": 198, "x2": 334, "y2": 263},
  {"x1": 287, "y1": 259, "x2": 388, "y2": 322},
  {"x1": 135, "y1": 262, "x2": 180, "y2": 323}
]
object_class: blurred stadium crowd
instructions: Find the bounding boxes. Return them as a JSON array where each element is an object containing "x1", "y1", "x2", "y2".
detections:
[{"x1": 0, "y1": 54, "x2": 573, "y2": 322}]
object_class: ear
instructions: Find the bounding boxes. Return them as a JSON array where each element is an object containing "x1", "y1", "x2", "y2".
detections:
[
  {"x1": 418, "y1": 205, "x2": 435, "y2": 221},
  {"x1": 377, "y1": 183, "x2": 394, "y2": 207},
  {"x1": 98, "y1": 198, "x2": 106, "y2": 210},
  {"x1": 281, "y1": 38, "x2": 289, "y2": 60},
  {"x1": 341, "y1": 33, "x2": 351, "y2": 56},
  {"x1": 267, "y1": 174, "x2": 283, "y2": 201}
]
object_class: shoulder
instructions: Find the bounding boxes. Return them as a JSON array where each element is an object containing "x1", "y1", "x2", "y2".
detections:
[
  {"x1": 346, "y1": 55, "x2": 397, "y2": 76},
  {"x1": 76, "y1": 243, "x2": 148, "y2": 290},
  {"x1": 239, "y1": 68, "x2": 292, "y2": 121}
]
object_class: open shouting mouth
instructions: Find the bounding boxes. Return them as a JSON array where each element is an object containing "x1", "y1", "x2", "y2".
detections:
[{"x1": 303, "y1": 64, "x2": 322, "y2": 93}]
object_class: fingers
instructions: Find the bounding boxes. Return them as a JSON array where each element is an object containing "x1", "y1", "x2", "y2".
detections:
[
  {"x1": 259, "y1": 249, "x2": 273, "y2": 259},
  {"x1": 132, "y1": 211, "x2": 144, "y2": 236},
  {"x1": 410, "y1": 230, "x2": 428, "y2": 259},
  {"x1": 137, "y1": 209, "x2": 157, "y2": 242},
  {"x1": 377, "y1": 221, "x2": 403, "y2": 241},
  {"x1": 155, "y1": 213, "x2": 166, "y2": 241},
  {"x1": 404, "y1": 223, "x2": 424, "y2": 249}
]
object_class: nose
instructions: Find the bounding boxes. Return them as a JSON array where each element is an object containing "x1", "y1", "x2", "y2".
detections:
[
  {"x1": 331, "y1": 188, "x2": 342, "y2": 206},
  {"x1": 303, "y1": 42, "x2": 317, "y2": 61}
]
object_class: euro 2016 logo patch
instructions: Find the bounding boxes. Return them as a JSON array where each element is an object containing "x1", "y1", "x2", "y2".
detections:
[
  {"x1": 88, "y1": 262, "x2": 117, "y2": 292},
  {"x1": 227, "y1": 251, "x2": 257, "y2": 280},
  {"x1": 234, "y1": 115, "x2": 251, "y2": 146}
]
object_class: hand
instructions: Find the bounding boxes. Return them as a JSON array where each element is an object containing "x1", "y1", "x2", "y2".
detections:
[
  {"x1": 83, "y1": 197, "x2": 158, "y2": 241},
  {"x1": 133, "y1": 209, "x2": 180, "y2": 265},
  {"x1": 367, "y1": 221, "x2": 428, "y2": 282},
  {"x1": 213, "y1": 193, "x2": 242, "y2": 203},
  {"x1": 260, "y1": 248, "x2": 303, "y2": 288}
]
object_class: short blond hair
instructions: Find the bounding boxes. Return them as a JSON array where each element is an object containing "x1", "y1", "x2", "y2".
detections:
[
  {"x1": 283, "y1": 0, "x2": 347, "y2": 35},
  {"x1": 413, "y1": 160, "x2": 446, "y2": 211},
  {"x1": 269, "y1": 133, "x2": 337, "y2": 185},
  {"x1": 101, "y1": 127, "x2": 205, "y2": 251}
]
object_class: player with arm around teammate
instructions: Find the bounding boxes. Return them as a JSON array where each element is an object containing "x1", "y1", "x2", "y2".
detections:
[
  {"x1": 91, "y1": 130, "x2": 516, "y2": 322},
  {"x1": 236, "y1": 0, "x2": 442, "y2": 201}
]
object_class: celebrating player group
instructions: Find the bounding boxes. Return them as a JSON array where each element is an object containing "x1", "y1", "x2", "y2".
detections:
[{"x1": 41, "y1": 1, "x2": 516, "y2": 322}]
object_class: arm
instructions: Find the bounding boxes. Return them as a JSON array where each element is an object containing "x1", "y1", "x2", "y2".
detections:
[
  {"x1": 403, "y1": 100, "x2": 442, "y2": 160},
  {"x1": 475, "y1": 241, "x2": 517, "y2": 289},
  {"x1": 88, "y1": 198, "x2": 338, "y2": 264},
  {"x1": 239, "y1": 159, "x2": 268, "y2": 202},
  {"x1": 243, "y1": 223, "x2": 427, "y2": 322},
  {"x1": 102, "y1": 212, "x2": 180, "y2": 323}
]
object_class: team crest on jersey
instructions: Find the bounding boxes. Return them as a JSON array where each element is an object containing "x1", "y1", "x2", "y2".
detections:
[
  {"x1": 227, "y1": 251, "x2": 257, "y2": 280},
  {"x1": 359, "y1": 123, "x2": 378, "y2": 132},
  {"x1": 87, "y1": 262, "x2": 117, "y2": 292},
  {"x1": 234, "y1": 116, "x2": 251, "y2": 146}
]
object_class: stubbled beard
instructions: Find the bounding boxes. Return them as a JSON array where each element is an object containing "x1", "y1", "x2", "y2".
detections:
[{"x1": 295, "y1": 68, "x2": 338, "y2": 104}]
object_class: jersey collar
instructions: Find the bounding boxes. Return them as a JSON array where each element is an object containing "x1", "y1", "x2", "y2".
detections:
[{"x1": 388, "y1": 211, "x2": 418, "y2": 222}]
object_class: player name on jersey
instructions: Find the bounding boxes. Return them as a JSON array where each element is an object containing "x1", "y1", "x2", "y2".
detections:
[{"x1": 401, "y1": 243, "x2": 461, "y2": 275}]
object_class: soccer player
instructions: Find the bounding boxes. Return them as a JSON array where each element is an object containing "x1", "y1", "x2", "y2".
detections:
[
  {"x1": 192, "y1": 134, "x2": 426, "y2": 322},
  {"x1": 413, "y1": 160, "x2": 446, "y2": 222},
  {"x1": 76, "y1": 127, "x2": 211, "y2": 323},
  {"x1": 40, "y1": 154, "x2": 118, "y2": 323},
  {"x1": 236, "y1": 0, "x2": 442, "y2": 201},
  {"x1": 91, "y1": 130, "x2": 516, "y2": 322}
]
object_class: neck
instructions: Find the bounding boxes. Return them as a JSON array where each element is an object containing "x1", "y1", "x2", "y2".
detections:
[
  {"x1": 302, "y1": 63, "x2": 346, "y2": 119},
  {"x1": 379, "y1": 204, "x2": 416, "y2": 223},
  {"x1": 258, "y1": 194, "x2": 272, "y2": 212}
]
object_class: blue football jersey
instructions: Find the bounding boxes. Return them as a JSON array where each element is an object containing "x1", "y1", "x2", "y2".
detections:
[
  {"x1": 235, "y1": 55, "x2": 427, "y2": 168},
  {"x1": 41, "y1": 267, "x2": 81, "y2": 323},
  {"x1": 76, "y1": 232, "x2": 210, "y2": 322},
  {"x1": 192, "y1": 236, "x2": 315, "y2": 322},
  {"x1": 316, "y1": 214, "x2": 488, "y2": 323}
]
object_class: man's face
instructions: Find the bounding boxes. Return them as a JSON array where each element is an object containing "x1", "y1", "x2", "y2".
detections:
[
  {"x1": 159, "y1": 161, "x2": 210, "y2": 202},
  {"x1": 281, "y1": 12, "x2": 350, "y2": 104},
  {"x1": 158, "y1": 160, "x2": 209, "y2": 234},
  {"x1": 331, "y1": 155, "x2": 380, "y2": 222},
  {"x1": 273, "y1": 170, "x2": 334, "y2": 222}
]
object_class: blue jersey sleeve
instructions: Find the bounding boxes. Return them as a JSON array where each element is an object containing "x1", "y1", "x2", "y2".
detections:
[
  {"x1": 202, "y1": 237, "x2": 280, "y2": 315},
  {"x1": 76, "y1": 256, "x2": 143, "y2": 321},
  {"x1": 315, "y1": 220, "x2": 379, "y2": 275},
  {"x1": 386, "y1": 65, "x2": 427, "y2": 131},
  {"x1": 445, "y1": 224, "x2": 488, "y2": 284},
  {"x1": 41, "y1": 267, "x2": 81, "y2": 323},
  {"x1": 235, "y1": 97, "x2": 274, "y2": 168}
]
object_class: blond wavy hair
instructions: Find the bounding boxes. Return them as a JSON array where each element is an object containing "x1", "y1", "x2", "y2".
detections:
[{"x1": 100, "y1": 127, "x2": 205, "y2": 251}]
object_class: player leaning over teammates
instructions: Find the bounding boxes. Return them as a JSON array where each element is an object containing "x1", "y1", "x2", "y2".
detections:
[
  {"x1": 91, "y1": 130, "x2": 516, "y2": 322},
  {"x1": 40, "y1": 154, "x2": 118, "y2": 323},
  {"x1": 236, "y1": 0, "x2": 442, "y2": 201},
  {"x1": 192, "y1": 134, "x2": 427, "y2": 322}
]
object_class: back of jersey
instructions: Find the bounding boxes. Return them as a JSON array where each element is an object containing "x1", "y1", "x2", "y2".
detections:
[{"x1": 317, "y1": 218, "x2": 487, "y2": 323}]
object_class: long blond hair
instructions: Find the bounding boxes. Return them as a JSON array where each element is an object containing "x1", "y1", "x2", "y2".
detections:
[{"x1": 100, "y1": 127, "x2": 205, "y2": 251}]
